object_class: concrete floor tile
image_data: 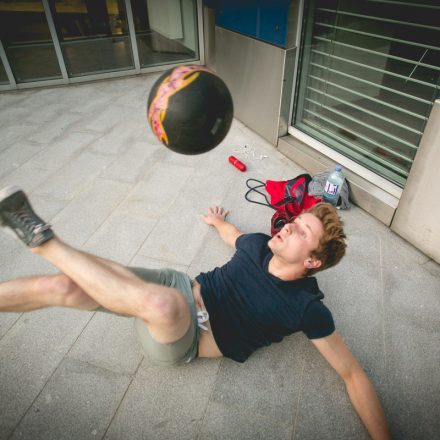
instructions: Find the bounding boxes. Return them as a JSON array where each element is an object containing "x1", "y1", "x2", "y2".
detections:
[
  {"x1": 422, "y1": 259, "x2": 440, "y2": 278},
  {"x1": 0, "y1": 245, "x2": 57, "y2": 280},
  {"x1": 129, "y1": 254, "x2": 189, "y2": 273},
  {"x1": 199, "y1": 335, "x2": 306, "y2": 440},
  {"x1": 26, "y1": 131, "x2": 98, "y2": 171},
  {"x1": 138, "y1": 206, "x2": 208, "y2": 265},
  {"x1": 90, "y1": 120, "x2": 151, "y2": 156},
  {"x1": 0, "y1": 313, "x2": 20, "y2": 340},
  {"x1": 84, "y1": 104, "x2": 134, "y2": 133},
  {"x1": 9, "y1": 356, "x2": 132, "y2": 440},
  {"x1": 99, "y1": 141, "x2": 160, "y2": 184},
  {"x1": 382, "y1": 319, "x2": 440, "y2": 439},
  {"x1": 50, "y1": 178, "x2": 132, "y2": 246},
  {"x1": 0, "y1": 308, "x2": 92, "y2": 438},
  {"x1": 0, "y1": 141, "x2": 42, "y2": 180},
  {"x1": 0, "y1": 163, "x2": 54, "y2": 194},
  {"x1": 121, "y1": 162, "x2": 194, "y2": 219},
  {"x1": 28, "y1": 112, "x2": 84, "y2": 145},
  {"x1": 104, "y1": 357, "x2": 221, "y2": 440},
  {"x1": 34, "y1": 151, "x2": 113, "y2": 201},
  {"x1": 68, "y1": 312, "x2": 143, "y2": 376},
  {"x1": 83, "y1": 208, "x2": 158, "y2": 264}
]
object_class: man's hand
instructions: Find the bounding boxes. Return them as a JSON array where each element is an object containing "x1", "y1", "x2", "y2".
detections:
[
  {"x1": 201, "y1": 206, "x2": 229, "y2": 226},
  {"x1": 201, "y1": 206, "x2": 242, "y2": 248}
]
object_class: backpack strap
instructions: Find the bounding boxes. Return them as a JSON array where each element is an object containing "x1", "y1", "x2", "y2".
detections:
[
  {"x1": 244, "y1": 179, "x2": 276, "y2": 210},
  {"x1": 272, "y1": 174, "x2": 312, "y2": 214}
]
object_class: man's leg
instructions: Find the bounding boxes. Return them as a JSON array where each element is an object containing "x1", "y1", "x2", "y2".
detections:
[
  {"x1": 0, "y1": 187, "x2": 191, "y2": 344},
  {"x1": 0, "y1": 274, "x2": 99, "y2": 312}
]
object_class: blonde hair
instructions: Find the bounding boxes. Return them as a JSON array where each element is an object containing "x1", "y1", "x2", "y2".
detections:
[{"x1": 306, "y1": 202, "x2": 347, "y2": 275}]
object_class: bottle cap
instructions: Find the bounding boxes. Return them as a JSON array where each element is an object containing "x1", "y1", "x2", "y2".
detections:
[{"x1": 335, "y1": 165, "x2": 342, "y2": 171}]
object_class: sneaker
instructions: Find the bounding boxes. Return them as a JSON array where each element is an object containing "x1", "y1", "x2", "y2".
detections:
[{"x1": 0, "y1": 186, "x2": 54, "y2": 247}]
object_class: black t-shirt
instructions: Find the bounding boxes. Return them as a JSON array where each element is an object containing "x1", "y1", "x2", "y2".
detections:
[{"x1": 196, "y1": 233, "x2": 335, "y2": 362}]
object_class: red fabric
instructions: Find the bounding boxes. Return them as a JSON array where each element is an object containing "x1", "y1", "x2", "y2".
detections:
[{"x1": 266, "y1": 174, "x2": 321, "y2": 236}]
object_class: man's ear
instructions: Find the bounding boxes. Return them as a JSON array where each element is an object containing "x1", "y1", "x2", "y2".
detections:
[{"x1": 305, "y1": 257, "x2": 322, "y2": 270}]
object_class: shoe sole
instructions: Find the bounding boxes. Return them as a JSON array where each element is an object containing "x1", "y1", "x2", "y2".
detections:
[{"x1": 0, "y1": 185, "x2": 21, "y2": 204}]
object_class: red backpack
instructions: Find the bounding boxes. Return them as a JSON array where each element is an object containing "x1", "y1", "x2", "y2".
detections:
[{"x1": 245, "y1": 174, "x2": 321, "y2": 236}]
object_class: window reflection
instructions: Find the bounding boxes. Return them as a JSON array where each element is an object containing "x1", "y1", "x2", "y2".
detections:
[
  {"x1": 132, "y1": 0, "x2": 198, "y2": 68},
  {"x1": 0, "y1": 0, "x2": 62, "y2": 82},
  {"x1": 52, "y1": 0, "x2": 134, "y2": 76}
]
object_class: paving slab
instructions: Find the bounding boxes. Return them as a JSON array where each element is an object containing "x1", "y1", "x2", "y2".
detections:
[
  {"x1": 104, "y1": 357, "x2": 221, "y2": 440},
  {"x1": 9, "y1": 356, "x2": 132, "y2": 440},
  {"x1": 26, "y1": 131, "x2": 98, "y2": 171},
  {"x1": 50, "y1": 178, "x2": 132, "y2": 246},
  {"x1": 34, "y1": 150, "x2": 113, "y2": 201},
  {"x1": 68, "y1": 312, "x2": 143, "y2": 376},
  {"x1": 99, "y1": 141, "x2": 159, "y2": 184},
  {"x1": 83, "y1": 207, "x2": 158, "y2": 264},
  {"x1": 122, "y1": 161, "x2": 194, "y2": 219},
  {"x1": 0, "y1": 308, "x2": 93, "y2": 439},
  {"x1": 199, "y1": 335, "x2": 306, "y2": 440},
  {"x1": 0, "y1": 141, "x2": 43, "y2": 180}
]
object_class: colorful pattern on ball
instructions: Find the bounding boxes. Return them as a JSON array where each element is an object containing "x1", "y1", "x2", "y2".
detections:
[{"x1": 148, "y1": 65, "x2": 212, "y2": 146}]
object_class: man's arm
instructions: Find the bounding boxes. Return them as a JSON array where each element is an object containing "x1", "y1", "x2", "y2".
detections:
[
  {"x1": 311, "y1": 332, "x2": 390, "y2": 440},
  {"x1": 201, "y1": 206, "x2": 243, "y2": 247}
]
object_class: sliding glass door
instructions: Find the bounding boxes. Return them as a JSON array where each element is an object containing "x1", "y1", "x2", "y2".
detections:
[
  {"x1": 0, "y1": 0, "x2": 62, "y2": 82},
  {"x1": 0, "y1": 0, "x2": 201, "y2": 87}
]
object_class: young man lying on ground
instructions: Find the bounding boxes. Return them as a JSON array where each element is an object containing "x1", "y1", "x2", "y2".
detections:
[{"x1": 0, "y1": 186, "x2": 390, "y2": 439}]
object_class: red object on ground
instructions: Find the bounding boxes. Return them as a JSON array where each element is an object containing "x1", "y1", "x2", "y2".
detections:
[{"x1": 228, "y1": 155, "x2": 246, "y2": 172}]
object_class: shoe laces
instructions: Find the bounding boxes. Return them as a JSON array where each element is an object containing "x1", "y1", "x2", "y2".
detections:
[{"x1": 10, "y1": 206, "x2": 51, "y2": 233}]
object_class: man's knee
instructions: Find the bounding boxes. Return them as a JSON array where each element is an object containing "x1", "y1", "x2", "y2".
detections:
[
  {"x1": 146, "y1": 289, "x2": 189, "y2": 326},
  {"x1": 36, "y1": 273, "x2": 75, "y2": 295}
]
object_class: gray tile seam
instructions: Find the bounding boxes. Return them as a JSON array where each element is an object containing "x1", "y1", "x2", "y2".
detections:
[
  {"x1": 48, "y1": 176, "x2": 129, "y2": 230},
  {"x1": 127, "y1": 217, "x2": 162, "y2": 265},
  {"x1": 379, "y1": 237, "x2": 388, "y2": 372},
  {"x1": 65, "y1": 349, "x2": 135, "y2": 378},
  {"x1": 0, "y1": 141, "x2": 43, "y2": 166},
  {"x1": 289, "y1": 348, "x2": 307, "y2": 440},
  {"x1": 32, "y1": 147, "x2": 108, "y2": 195},
  {"x1": 0, "y1": 313, "x2": 23, "y2": 343},
  {"x1": 420, "y1": 258, "x2": 439, "y2": 271},
  {"x1": 100, "y1": 356, "x2": 144, "y2": 440},
  {"x1": 195, "y1": 357, "x2": 224, "y2": 440},
  {"x1": 6, "y1": 311, "x2": 96, "y2": 440},
  {"x1": 78, "y1": 180, "x2": 138, "y2": 249}
]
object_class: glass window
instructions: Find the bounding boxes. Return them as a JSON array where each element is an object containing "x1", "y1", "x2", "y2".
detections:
[
  {"x1": 293, "y1": 0, "x2": 440, "y2": 187},
  {"x1": 0, "y1": 0, "x2": 62, "y2": 83},
  {"x1": 132, "y1": 0, "x2": 198, "y2": 68},
  {"x1": 51, "y1": 0, "x2": 135, "y2": 77}
]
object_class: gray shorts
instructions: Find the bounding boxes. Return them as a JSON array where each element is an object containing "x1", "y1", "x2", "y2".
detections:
[{"x1": 98, "y1": 267, "x2": 199, "y2": 367}]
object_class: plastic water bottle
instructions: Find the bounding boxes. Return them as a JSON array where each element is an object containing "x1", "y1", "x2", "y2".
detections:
[{"x1": 323, "y1": 165, "x2": 345, "y2": 207}]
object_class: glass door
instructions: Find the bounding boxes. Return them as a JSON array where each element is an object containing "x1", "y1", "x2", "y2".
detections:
[
  {"x1": 131, "y1": 0, "x2": 199, "y2": 68},
  {"x1": 0, "y1": 0, "x2": 62, "y2": 83},
  {"x1": 50, "y1": 0, "x2": 135, "y2": 77}
]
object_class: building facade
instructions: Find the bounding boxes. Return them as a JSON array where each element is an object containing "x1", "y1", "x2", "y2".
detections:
[{"x1": 207, "y1": 0, "x2": 440, "y2": 263}]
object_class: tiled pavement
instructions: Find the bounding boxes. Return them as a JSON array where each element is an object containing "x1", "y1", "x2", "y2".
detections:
[{"x1": 0, "y1": 74, "x2": 439, "y2": 440}]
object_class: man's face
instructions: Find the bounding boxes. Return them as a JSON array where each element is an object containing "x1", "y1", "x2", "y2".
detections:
[{"x1": 268, "y1": 213, "x2": 324, "y2": 266}]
